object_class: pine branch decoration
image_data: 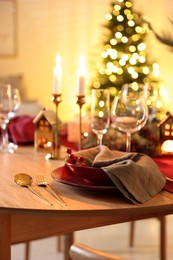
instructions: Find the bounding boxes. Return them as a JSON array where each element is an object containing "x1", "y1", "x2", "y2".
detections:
[{"x1": 147, "y1": 18, "x2": 173, "y2": 49}]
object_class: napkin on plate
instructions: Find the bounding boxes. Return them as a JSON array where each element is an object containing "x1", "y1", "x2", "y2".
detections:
[{"x1": 74, "y1": 146, "x2": 166, "y2": 204}]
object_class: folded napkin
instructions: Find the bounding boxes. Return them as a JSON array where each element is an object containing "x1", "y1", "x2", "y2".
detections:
[
  {"x1": 74, "y1": 146, "x2": 166, "y2": 204},
  {"x1": 8, "y1": 115, "x2": 35, "y2": 144}
]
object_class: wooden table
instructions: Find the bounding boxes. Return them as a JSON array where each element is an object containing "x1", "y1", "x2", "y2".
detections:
[{"x1": 0, "y1": 146, "x2": 173, "y2": 260}]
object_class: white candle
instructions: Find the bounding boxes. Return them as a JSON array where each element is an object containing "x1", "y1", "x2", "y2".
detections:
[
  {"x1": 52, "y1": 54, "x2": 62, "y2": 94},
  {"x1": 77, "y1": 55, "x2": 86, "y2": 96}
]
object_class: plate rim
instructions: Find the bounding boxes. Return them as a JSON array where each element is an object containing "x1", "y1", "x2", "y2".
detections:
[{"x1": 51, "y1": 165, "x2": 116, "y2": 191}]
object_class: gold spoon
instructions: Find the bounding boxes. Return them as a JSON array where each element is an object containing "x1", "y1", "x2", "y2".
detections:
[{"x1": 14, "y1": 173, "x2": 52, "y2": 206}]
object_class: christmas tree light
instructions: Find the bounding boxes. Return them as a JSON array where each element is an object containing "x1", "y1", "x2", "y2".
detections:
[{"x1": 91, "y1": 0, "x2": 160, "y2": 108}]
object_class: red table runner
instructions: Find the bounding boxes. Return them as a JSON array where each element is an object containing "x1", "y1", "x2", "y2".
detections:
[{"x1": 153, "y1": 157, "x2": 173, "y2": 192}]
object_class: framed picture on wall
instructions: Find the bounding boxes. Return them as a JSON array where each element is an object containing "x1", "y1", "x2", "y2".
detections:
[{"x1": 0, "y1": 0, "x2": 17, "y2": 56}]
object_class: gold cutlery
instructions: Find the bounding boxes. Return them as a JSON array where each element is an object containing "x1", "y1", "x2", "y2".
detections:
[
  {"x1": 36, "y1": 175, "x2": 67, "y2": 206},
  {"x1": 14, "y1": 173, "x2": 52, "y2": 206}
]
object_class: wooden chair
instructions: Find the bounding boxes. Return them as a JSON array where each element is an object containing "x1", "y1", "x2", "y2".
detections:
[
  {"x1": 24, "y1": 216, "x2": 166, "y2": 260},
  {"x1": 129, "y1": 216, "x2": 166, "y2": 260},
  {"x1": 24, "y1": 233, "x2": 74, "y2": 260},
  {"x1": 69, "y1": 243, "x2": 128, "y2": 260}
]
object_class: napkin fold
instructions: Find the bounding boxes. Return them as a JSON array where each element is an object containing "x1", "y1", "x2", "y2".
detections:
[{"x1": 74, "y1": 146, "x2": 166, "y2": 204}]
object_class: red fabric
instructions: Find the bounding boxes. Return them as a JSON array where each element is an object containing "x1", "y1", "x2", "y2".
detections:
[
  {"x1": 8, "y1": 115, "x2": 35, "y2": 144},
  {"x1": 153, "y1": 157, "x2": 173, "y2": 192},
  {"x1": 8, "y1": 115, "x2": 79, "y2": 149}
]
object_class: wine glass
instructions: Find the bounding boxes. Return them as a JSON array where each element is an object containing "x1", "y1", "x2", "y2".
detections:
[
  {"x1": 90, "y1": 88, "x2": 110, "y2": 149},
  {"x1": 122, "y1": 82, "x2": 148, "y2": 102},
  {"x1": 7, "y1": 88, "x2": 21, "y2": 151},
  {"x1": 0, "y1": 85, "x2": 21, "y2": 153},
  {"x1": 8, "y1": 88, "x2": 21, "y2": 120},
  {"x1": 146, "y1": 83, "x2": 158, "y2": 124},
  {"x1": 111, "y1": 85, "x2": 148, "y2": 152}
]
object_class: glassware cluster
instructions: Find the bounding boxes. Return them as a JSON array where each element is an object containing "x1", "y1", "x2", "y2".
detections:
[
  {"x1": 90, "y1": 83, "x2": 149, "y2": 152},
  {"x1": 0, "y1": 84, "x2": 21, "y2": 153},
  {"x1": 90, "y1": 89, "x2": 110, "y2": 150}
]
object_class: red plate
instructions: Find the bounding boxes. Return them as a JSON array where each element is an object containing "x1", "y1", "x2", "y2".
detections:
[
  {"x1": 51, "y1": 165, "x2": 116, "y2": 191},
  {"x1": 65, "y1": 158, "x2": 113, "y2": 184}
]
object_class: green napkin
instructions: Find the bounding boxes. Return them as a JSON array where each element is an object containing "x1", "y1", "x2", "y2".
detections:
[{"x1": 75, "y1": 146, "x2": 166, "y2": 204}]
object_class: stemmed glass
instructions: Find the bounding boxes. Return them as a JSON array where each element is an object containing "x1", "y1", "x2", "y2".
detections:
[
  {"x1": 90, "y1": 88, "x2": 110, "y2": 149},
  {"x1": 0, "y1": 85, "x2": 21, "y2": 153},
  {"x1": 8, "y1": 88, "x2": 21, "y2": 120},
  {"x1": 7, "y1": 87, "x2": 21, "y2": 151},
  {"x1": 147, "y1": 83, "x2": 158, "y2": 124},
  {"x1": 111, "y1": 84, "x2": 148, "y2": 152}
]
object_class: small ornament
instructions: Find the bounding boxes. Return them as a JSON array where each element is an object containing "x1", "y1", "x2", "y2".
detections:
[
  {"x1": 33, "y1": 108, "x2": 60, "y2": 153},
  {"x1": 158, "y1": 112, "x2": 173, "y2": 155}
]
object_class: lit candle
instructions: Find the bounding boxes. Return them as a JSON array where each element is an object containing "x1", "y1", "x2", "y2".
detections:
[
  {"x1": 77, "y1": 56, "x2": 86, "y2": 96},
  {"x1": 52, "y1": 54, "x2": 62, "y2": 94}
]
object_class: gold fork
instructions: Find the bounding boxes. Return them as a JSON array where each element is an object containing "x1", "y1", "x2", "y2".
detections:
[{"x1": 36, "y1": 175, "x2": 67, "y2": 206}]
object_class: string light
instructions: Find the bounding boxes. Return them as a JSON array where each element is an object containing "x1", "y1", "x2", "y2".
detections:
[
  {"x1": 143, "y1": 66, "x2": 150, "y2": 74},
  {"x1": 121, "y1": 36, "x2": 128, "y2": 43},
  {"x1": 139, "y1": 55, "x2": 146, "y2": 63},
  {"x1": 125, "y1": 1, "x2": 132, "y2": 8},
  {"x1": 101, "y1": 51, "x2": 108, "y2": 58},
  {"x1": 114, "y1": 4, "x2": 121, "y2": 11},
  {"x1": 129, "y1": 45, "x2": 136, "y2": 52},
  {"x1": 117, "y1": 25, "x2": 124, "y2": 31},
  {"x1": 152, "y1": 62, "x2": 160, "y2": 77},
  {"x1": 135, "y1": 26, "x2": 143, "y2": 33},
  {"x1": 128, "y1": 20, "x2": 135, "y2": 27},
  {"x1": 109, "y1": 75, "x2": 117, "y2": 82},
  {"x1": 132, "y1": 53, "x2": 139, "y2": 59},
  {"x1": 124, "y1": 9, "x2": 130, "y2": 15},
  {"x1": 115, "y1": 32, "x2": 122, "y2": 39},
  {"x1": 138, "y1": 43, "x2": 146, "y2": 51},
  {"x1": 93, "y1": 0, "x2": 163, "y2": 120},
  {"x1": 132, "y1": 72, "x2": 138, "y2": 79},
  {"x1": 119, "y1": 59, "x2": 126, "y2": 66},
  {"x1": 105, "y1": 14, "x2": 112, "y2": 20},
  {"x1": 122, "y1": 54, "x2": 129, "y2": 60},
  {"x1": 129, "y1": 58, "x2": 136, "y2": 65},
  {"x1": 117, "y1": 15, "x2": 124, "y2": 22},
  {"x1": 110, "y1": 39, "x2": 117, "y2": 45}
]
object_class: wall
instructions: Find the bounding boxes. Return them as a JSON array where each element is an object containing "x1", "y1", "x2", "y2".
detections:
[{"x1": 0, "y1": 0, "x2": 173, "y2": 121}]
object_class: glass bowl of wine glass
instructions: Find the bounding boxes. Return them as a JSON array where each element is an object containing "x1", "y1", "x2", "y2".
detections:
[{"x1": 111, "y1": 83, "x2": 148, "y2": 152}]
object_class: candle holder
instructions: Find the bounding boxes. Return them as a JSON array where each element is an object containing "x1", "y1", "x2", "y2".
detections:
[
  {"x1": 47, "y1": 94, "x2": 62, "y2": 159},
  {"x1": 76, "y1": 95, "x2": 86, "y2": 150}
]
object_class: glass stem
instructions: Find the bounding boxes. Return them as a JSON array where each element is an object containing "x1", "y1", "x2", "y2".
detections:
[
  {"x1": 126, "y1": 132, "x2": 131, "y2": 153},
  {"x1": 97, "y1": 133, "x2": 103, "y2": 150},
  {"x1": 0, "y1": 122, "x2": 9, "y2": 149}
]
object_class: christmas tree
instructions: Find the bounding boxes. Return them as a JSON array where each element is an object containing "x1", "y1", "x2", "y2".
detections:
[
  {"x1": 83, "y1": 0, "x2": 163, "y2": 155},
  {"x1": 91, "y1": 0, "x2": 160, "y2": 106}
]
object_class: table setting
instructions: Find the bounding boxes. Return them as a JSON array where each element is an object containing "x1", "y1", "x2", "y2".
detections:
[{"x1": 0, "y1": 70, "x2": 173, "y2": 207}]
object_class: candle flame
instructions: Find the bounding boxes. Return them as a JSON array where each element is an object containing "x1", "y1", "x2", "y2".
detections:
[
  {"x1": 79, "y1": 55, "x2": 85, "y2": 72},
  {"x1": 56, "y1": 54, "x2": 61, "y2": 67}
]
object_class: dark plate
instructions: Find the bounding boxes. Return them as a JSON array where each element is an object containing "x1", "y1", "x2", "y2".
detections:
[
  {"x1": 65, "y1": 158, "x2": 113, "y2": 185},
  {"x1": 51, "y1": 165, "x2": 116, "y2": 191}
]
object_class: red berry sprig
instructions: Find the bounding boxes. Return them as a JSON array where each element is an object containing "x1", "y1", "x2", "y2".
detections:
[{"x1": 66, "y1": 148, "x2": 87, "y2": 167}]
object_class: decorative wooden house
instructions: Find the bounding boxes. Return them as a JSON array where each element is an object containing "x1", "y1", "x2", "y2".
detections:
[
  {"x1": 33, "y1": 108, "x2": 57, "y2": 152},
  {"x1": 158, "y1": 112, "x2": 173, "y2": 155}
]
